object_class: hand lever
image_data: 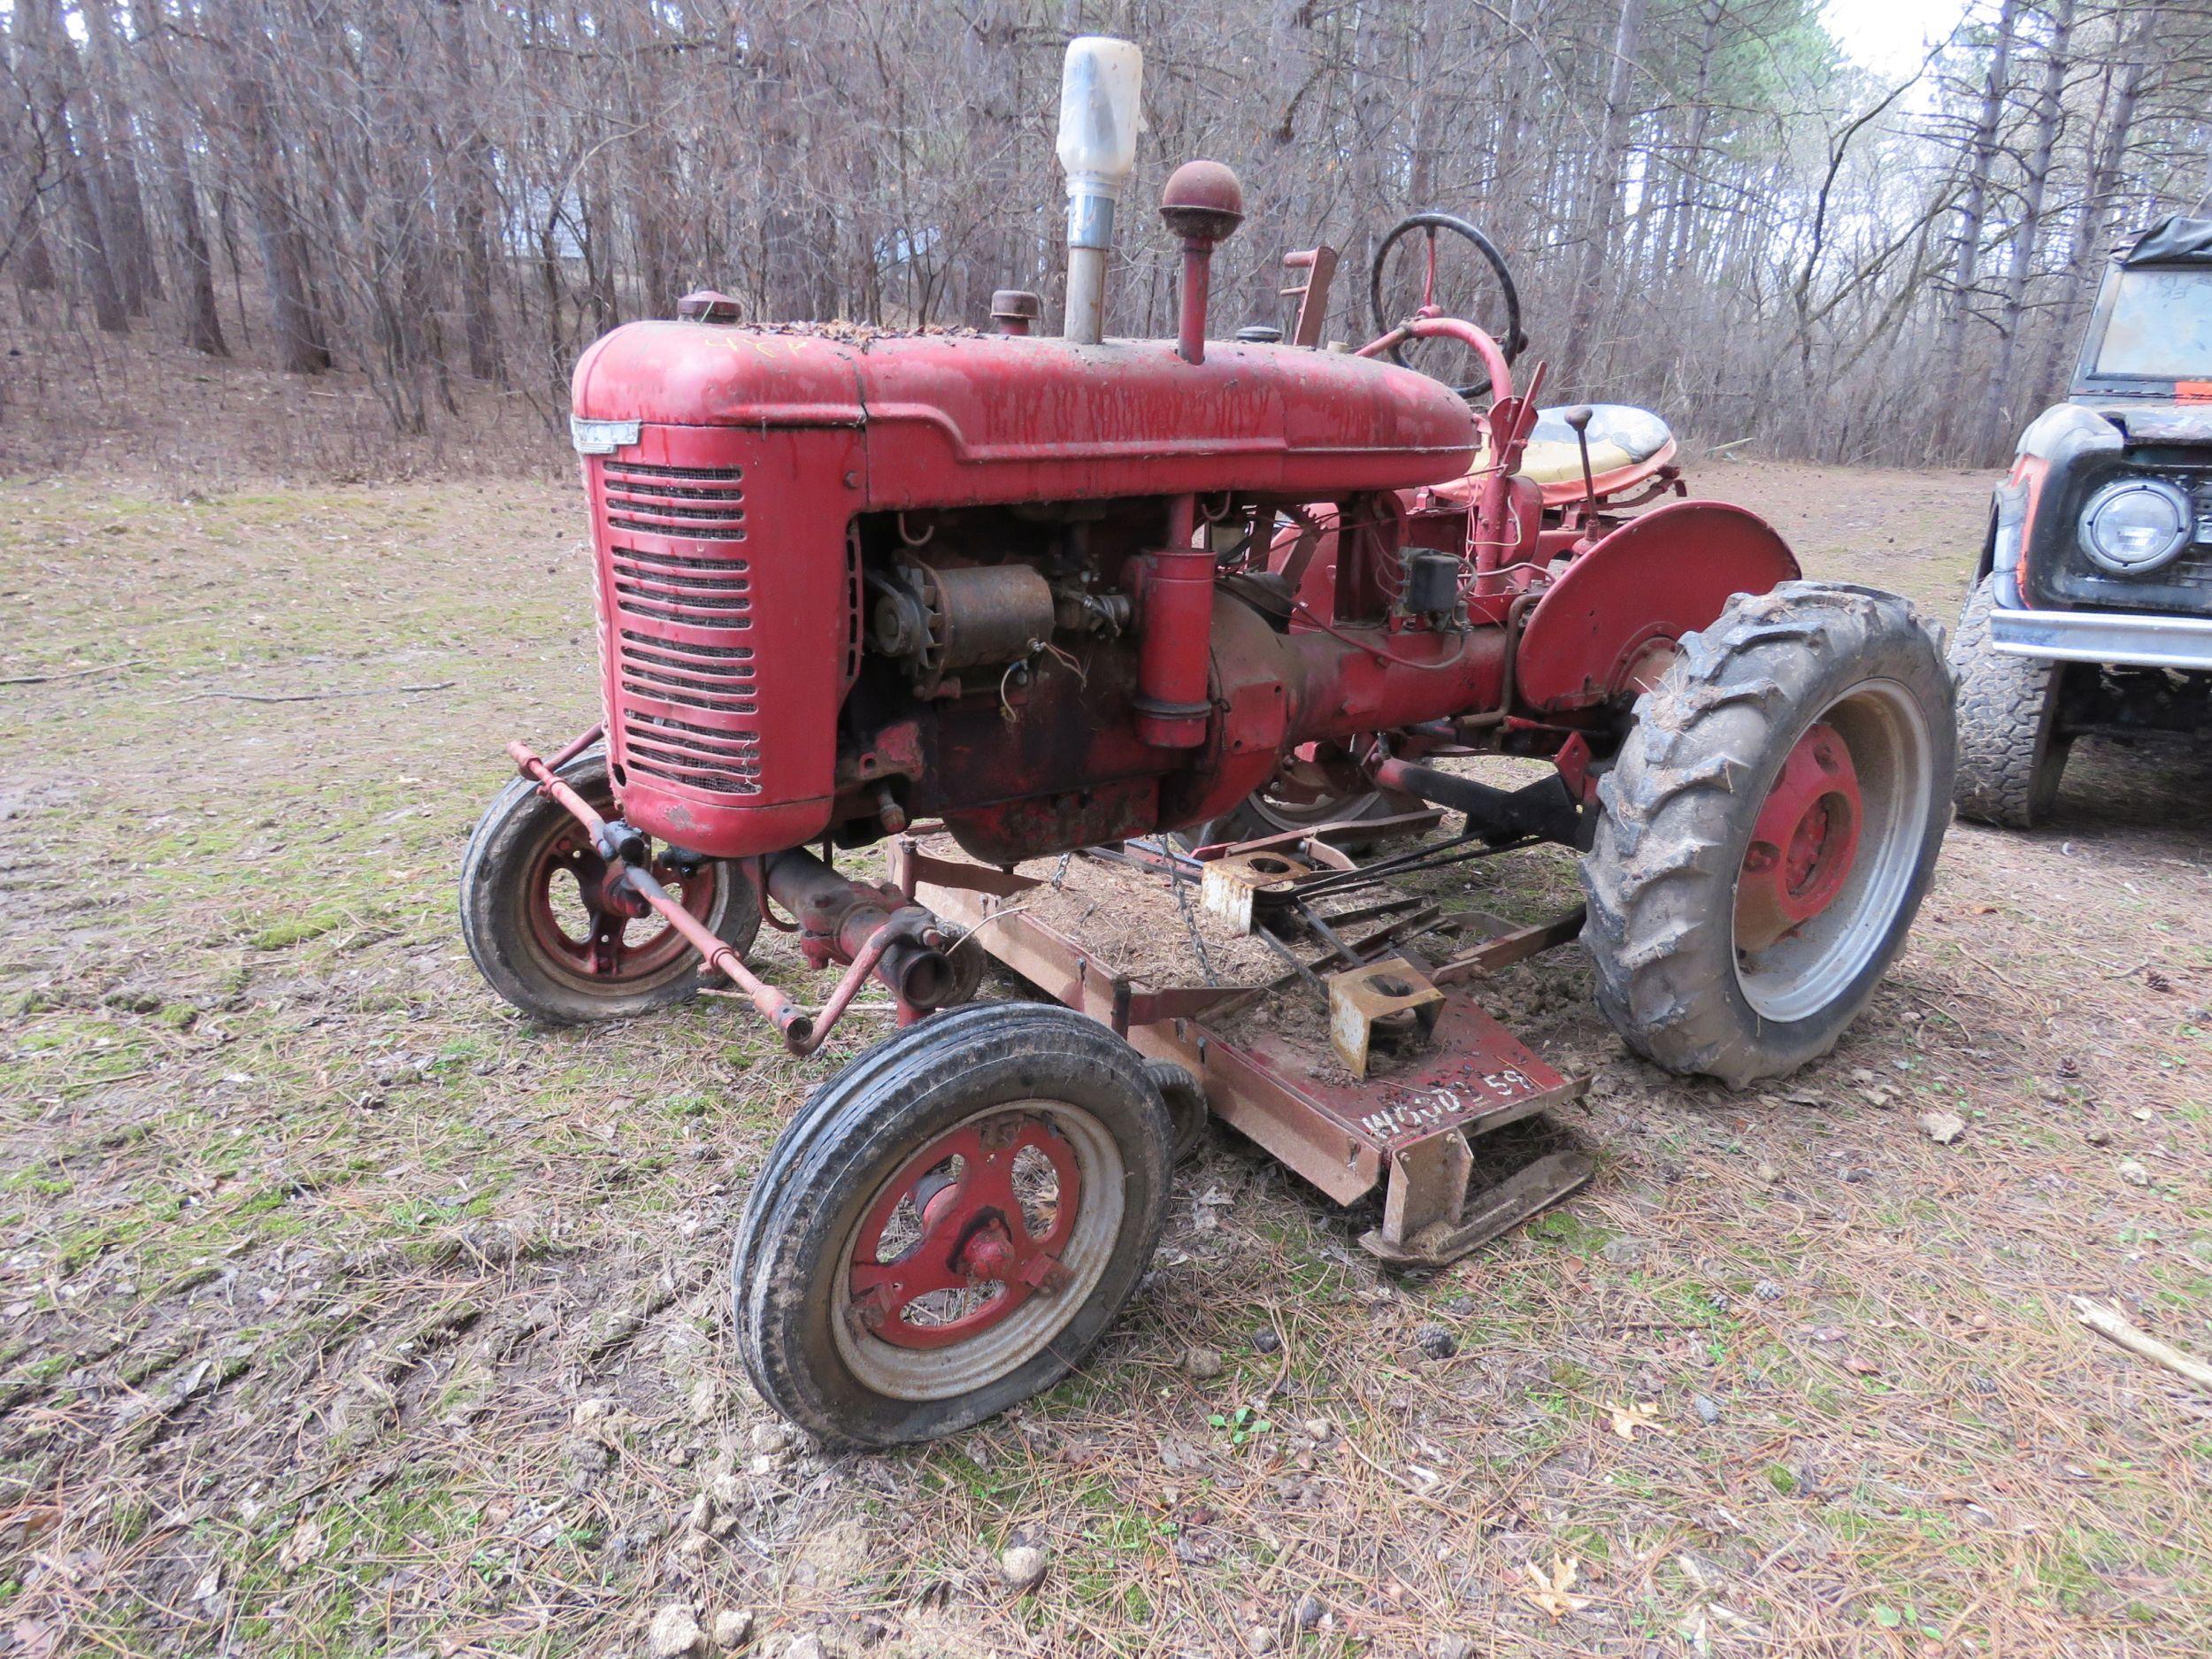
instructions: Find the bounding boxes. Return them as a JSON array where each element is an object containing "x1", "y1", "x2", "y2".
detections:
[{"x1": 1564, "y1": 404, "x2": 1600, "y2": 517}]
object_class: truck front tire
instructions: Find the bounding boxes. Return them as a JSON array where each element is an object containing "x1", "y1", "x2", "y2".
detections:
[{"x1": 1950, "y1": 574, "x2": 2070, "y2": 828}]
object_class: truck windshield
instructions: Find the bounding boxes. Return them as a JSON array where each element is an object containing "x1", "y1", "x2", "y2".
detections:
[{"x1": 2093, "y1": 266, "x2": 2212, "y2": 380}]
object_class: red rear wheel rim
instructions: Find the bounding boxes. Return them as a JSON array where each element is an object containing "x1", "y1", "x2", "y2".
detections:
[{"x1": 1736, "y1": 721, "x2": 1862, "y2": 953}]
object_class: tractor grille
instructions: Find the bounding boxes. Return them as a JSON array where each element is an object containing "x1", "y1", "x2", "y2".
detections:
[
  {"x1": 607, "y1": 544, "x2": 755, "y2": 626},
  {"x1": 595, "y1": 459, "x2": 761, "y2": 800},
  {"x1": 599, "y1": 461, "x2": 747, "y2": 540},
  {"x1": 618, "y1": 708, "x2": 764, "y2": 796}
]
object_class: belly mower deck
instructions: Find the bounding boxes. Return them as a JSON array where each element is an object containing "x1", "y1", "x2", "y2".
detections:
[{"x1": 887, "y1": 818, "x2": 1594, "y2": 1270}]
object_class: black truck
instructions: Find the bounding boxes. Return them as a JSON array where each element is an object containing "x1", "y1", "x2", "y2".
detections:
[{"x1": 1952, "y1": 211, "x2": 2212, "y2": 826}]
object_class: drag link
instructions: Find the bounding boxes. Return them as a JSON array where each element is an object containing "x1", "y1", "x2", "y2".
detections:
[
  {"x1": 509, "y1": 740, "x2": 808, "y2": 1043},
  {"x1": 509, "y1": 739, "x2": 939, "y2": 1056}
]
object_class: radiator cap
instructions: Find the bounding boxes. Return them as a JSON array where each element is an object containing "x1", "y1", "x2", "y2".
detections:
[{"x1": 676, "y1": 289, "x2": 742, "y2": 324}]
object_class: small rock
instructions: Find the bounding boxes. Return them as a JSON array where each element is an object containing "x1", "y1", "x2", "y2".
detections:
[
  {"x1": 1413, "y1": 1322, "x2": 1456, "y2": 1360},
  {"x1": 1601, "y1": 1237, "x2": 1646, "y2": 1267},
  {"x1": 1919, "y1": 1110, "x2": 1966, "y2": 1146},
  {"x1": 1250, "y1": 1326, "x2": 1282, "y2": 1355},
  {"x1": 1182, "y1": 1345, "x2": 1224, "y2": 1381},
  {"x1": 688, "y1": 1377, "x2": 721, "y2": 1424},
  {"x1": 785, "y1": 1638, "x2": 826, "y2": 1659},
  {"x1": 686, "y1": 1493, "x2": 714, "y2": 1533},
  {"x1": 1692, "y1": 1394, "x2": 1722, "y2": 1425},
  {"x1": 1301, "y1": 1418, "x2": 1333, "y2": 1441},
  {"x1": 573, "y1": 1397, "x2": 615, "y2": 1427},
  {"x1": 2118, "y1": 1159, "x2": 2152, "y2": 1187},
  {"x1": 1246, "y1": 1625, "x2": 1277, "y2": 1654},
  {"x1": 710, "y1": 1608, "x2": 755, "y2": 1650},
  {"x1": 1753, "y1": 1279, "x2": 1784, "y2": 1302},
  {"x1": 1294, "y1": 1592, "x2": 1325, "y2": 1631},
  {"x1": 1430, "y1": 1638, "x2": 1479, "y2": 1659},
  {"x1": 709, "y1": 1472, "x2": 747, "y2": 1509},
  {"x1": 1754, "y1": 1163, "x2": 1778, "y2": 1185},
  {"x1": 1000, "y1": 1544, "x2": 1048, "y2": 1593},
  {"x1": 649, "y1": 1603, "x2": 703, "y2": 1659},
  {"x1": 750, "y1": 1421, "x2": 797, "y2": 1458},
  {"x1": 2083, "y1": 1125, "x2": 2113, "y2": 1147}
]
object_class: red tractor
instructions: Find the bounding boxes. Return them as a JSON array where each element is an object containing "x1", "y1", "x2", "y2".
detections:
[{"x1": 459, "y1": 40, "x2": 1953, "y2": 1446}]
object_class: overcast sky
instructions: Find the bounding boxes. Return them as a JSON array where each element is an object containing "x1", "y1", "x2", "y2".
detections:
[{"x1": 1823, "y1": 0, "x2": 1976, "y2": 76}]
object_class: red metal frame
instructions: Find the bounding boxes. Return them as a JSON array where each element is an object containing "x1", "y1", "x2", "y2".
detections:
[{"x1": 526, "y1": 172, "x2": 1812, "y2": 1074}]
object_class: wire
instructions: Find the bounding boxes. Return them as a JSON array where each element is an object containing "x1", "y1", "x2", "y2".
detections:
[{"x1": 1289, "y1": 602, "x2": 1473, "y2": 672}]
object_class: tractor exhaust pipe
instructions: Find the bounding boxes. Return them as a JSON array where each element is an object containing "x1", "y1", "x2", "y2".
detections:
[{"x1": 1056, "y1": 37, "x2": 1142, "y2": 344}]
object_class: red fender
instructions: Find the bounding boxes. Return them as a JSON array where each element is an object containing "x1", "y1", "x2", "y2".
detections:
[{"x1": 1514, "y1": 500, "x2": 1800, "y2": 711}]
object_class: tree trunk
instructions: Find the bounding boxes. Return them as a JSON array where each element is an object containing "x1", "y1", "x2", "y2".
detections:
[
  {"x1": 1560, "y1": 0, "x2": 1648, "y2": 386},
  {"x1": 21, "y1": 0, "x2": 130, "y2": 333},
  {"x1": 130, "y1": 0, "x2": 227, "y2": 355},
  {"x1": 228, "y1": 63, "x2": 330, "y2": 373},
  {"x1": 1933, "y1": 0, "x2": 2019, "y2": 457},
  {"x1": 1978, "y1": 0, "x2": 2074, "y2": 462}
]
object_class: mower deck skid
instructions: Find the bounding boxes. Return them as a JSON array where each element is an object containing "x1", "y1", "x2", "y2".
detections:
[{"x1": 887, "y1": 823, "x2": 1593, "y2": 1270}]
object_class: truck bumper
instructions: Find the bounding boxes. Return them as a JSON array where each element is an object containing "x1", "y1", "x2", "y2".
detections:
[{"x1": 1989, "y1": 607, "x2": 2212, "y2": 672}]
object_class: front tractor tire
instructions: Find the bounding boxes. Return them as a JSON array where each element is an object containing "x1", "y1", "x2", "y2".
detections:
[
  {"x1": 458, "y1": 746, "x2": 760, "y2": 1025},
  {"x1": 1949, "y1": 573, "x2": 2070, "y2": 828},
  {"x1": 1580, "y1": 583, "x2": 1954, "y2": 1089},
  {"x1": 733, "y1": 1003, "x2": 1175, "y2": 1448}
]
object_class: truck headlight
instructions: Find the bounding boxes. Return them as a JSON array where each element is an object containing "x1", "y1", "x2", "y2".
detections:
[{"x1": 2078, "y1": 478, "x2": 2193, "y2": 573}]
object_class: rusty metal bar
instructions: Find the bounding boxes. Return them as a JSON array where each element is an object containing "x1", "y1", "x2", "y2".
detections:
[
  {"x1": 510, "y1": 738, "x2": 923, "y2": 1056},
  {"x1": 543, "y1": 722, "x2": 605, "y2": 773},
  {"x1": 1430, "y1": 905, "x2": 1587, "y2": 986}
]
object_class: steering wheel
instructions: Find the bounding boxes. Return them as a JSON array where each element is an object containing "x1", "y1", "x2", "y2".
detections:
[{"x1": 1369, "y1": 212, "x2": 1525, "y2": 402}]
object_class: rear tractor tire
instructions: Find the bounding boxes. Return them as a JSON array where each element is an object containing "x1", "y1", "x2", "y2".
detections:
[
  {"x1": 1949, "y1": 573, "x2": 2070, "y2": 828},
  {"x1": 733, "y1": 1003, "x2": 1177, "y2": 1448},
  {"x1": 1579, "y1": 582, "x2": 1955, "y2": 1088},
  {"x1": 458, "y1": 746, "x2": 760, "y2": 1025}
]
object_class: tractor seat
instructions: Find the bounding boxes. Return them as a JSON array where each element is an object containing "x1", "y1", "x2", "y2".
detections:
[
  {"x1": 1515, "y1": 404, "x2": 1677, "y2": 504},
  {"x1": 1439, "y1": 403, "x2": 1678, "y2": 511}
]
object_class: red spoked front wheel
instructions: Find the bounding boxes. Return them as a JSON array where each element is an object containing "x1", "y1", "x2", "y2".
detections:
[
  {"x1": 459, "y1": 746, "x2": 759, "y2": 1024},
  {"x1": 733, "y1": 1003, "x2": 1175, "y2": 1447}
]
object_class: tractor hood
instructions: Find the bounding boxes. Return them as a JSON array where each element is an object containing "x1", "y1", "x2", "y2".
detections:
[{"x1": 572, "y1": 322, "x2": 1479, "y2": 509}]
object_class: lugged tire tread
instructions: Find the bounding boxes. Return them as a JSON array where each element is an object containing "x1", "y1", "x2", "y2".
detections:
[
  {"x1": 1578, "y1": 581, "x2": 1954, "y2": 1089},
  {"x1": 1948, "y1": 574, "x2": 2065, "y2": 828}
]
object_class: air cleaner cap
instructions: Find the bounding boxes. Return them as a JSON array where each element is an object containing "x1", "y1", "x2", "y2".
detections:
[
  {"x1": 1160, "y1": 160, "x2": 1243, "y2": 245},
  {"x1": 1056, "y1": 38, "x2": 1144, "y2": 195}
]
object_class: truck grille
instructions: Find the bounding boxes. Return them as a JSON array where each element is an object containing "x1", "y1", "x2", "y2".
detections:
[
  {"x1": 607, "y1": 545, "x2": 755, "y2": 626},
  {"x1": 618, "y1": 709, "x2": 763, "y2": 795}
]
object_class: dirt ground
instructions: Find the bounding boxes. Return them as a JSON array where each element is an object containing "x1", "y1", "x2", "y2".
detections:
[{"x1": 3, "y1": 454, "x2": 2208, "y2": 1659}]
